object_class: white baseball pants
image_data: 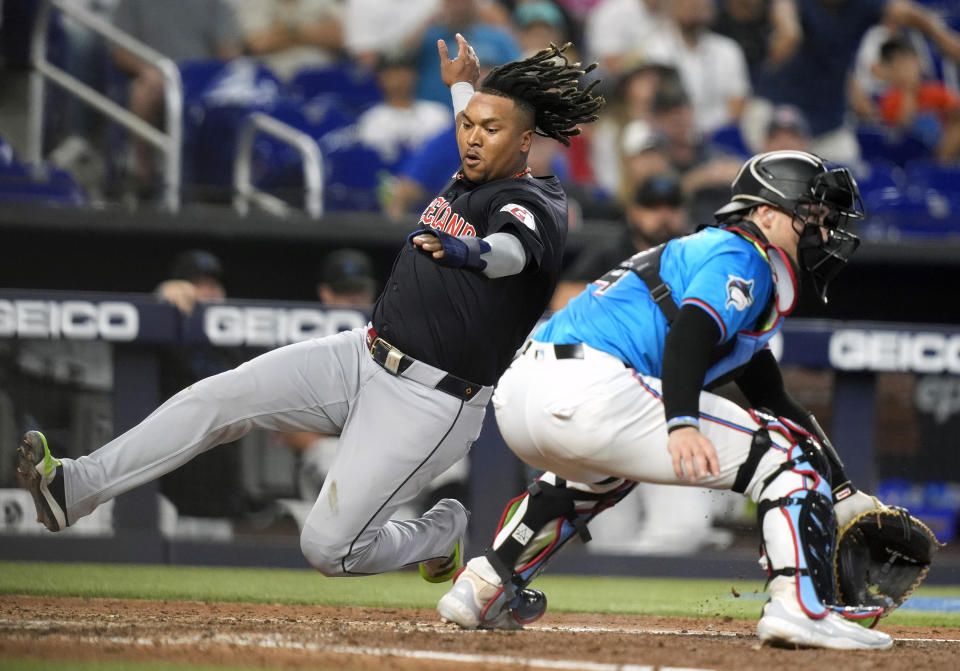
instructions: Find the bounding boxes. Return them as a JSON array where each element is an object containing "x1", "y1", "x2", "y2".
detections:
[{"x1": 492, "y1": 342, "x2": 799, "y2": 503}]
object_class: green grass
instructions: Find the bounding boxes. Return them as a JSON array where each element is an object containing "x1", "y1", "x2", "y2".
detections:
[{"x1": 2, "y1": 561, "x2": 959, "y2": 628}]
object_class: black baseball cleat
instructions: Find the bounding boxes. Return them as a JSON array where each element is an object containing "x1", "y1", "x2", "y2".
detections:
[{"x1": 16, "y1": 431, "x2": 68, "y2": 531}]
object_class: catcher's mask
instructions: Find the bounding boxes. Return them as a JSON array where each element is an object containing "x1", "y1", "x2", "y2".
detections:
[{"x1": 714, "y1": 150, "x2": 863, "y2": 304}]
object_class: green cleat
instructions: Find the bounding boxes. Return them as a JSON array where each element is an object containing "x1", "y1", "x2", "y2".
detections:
[
  {"x1": 16, "y1": 431, "x2": 67, "y2": 531},
  {"x1": 419, "y1": 538, "x2": 463, "y2": 583}
]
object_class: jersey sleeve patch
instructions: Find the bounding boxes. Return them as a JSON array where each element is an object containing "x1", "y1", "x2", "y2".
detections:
[
  {"x1": 724, "y1": 275, "x2": 755, "y2": 311},
  {"x1": 500, "y1": 203, "x2": 537, "y2": 231}
]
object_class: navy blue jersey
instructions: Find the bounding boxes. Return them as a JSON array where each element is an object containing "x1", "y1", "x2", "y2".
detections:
[
  {"x1": 373, "y1": 173, "x2": 568, "y2": 385},
  {"x1": 537, "y1": 227, "x2": 786, "y2": 385}
]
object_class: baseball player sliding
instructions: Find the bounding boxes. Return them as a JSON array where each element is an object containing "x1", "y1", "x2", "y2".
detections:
[
  {"x1": 438, "y1": 150, "x2": 900, "y2": 650},
  {"x1": 14, "y1": 37, "x2": 603, "y2": 580}
]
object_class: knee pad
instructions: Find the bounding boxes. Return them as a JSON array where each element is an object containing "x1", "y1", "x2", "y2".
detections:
[
  {"x1": 756, "y1": 434, "x2": 837, "y2": 618},
  {"x1": 733, "y1": 410, "x2": 833, "y2": 494}
]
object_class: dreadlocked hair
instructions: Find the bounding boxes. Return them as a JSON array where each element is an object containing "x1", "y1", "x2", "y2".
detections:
[{"x1": 479, "y1": 43, "x2": 604, "y2": 147}]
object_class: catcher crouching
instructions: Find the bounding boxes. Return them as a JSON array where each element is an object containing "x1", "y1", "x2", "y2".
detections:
[{"x1": 434, "y1": 150, "x2": 943, "y2": 649}]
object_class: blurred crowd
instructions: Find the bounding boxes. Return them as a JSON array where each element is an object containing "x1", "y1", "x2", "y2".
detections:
[{"x1": 1, "y1": 0, "x2": 959, "y2": 234}]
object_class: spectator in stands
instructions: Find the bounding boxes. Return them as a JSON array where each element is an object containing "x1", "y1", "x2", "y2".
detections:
[
  {"x1": 380, "y1": 125, "x2": 460, "y2": 221},
  {"x1": 156, "y1": 249, "x2": 226, "y2": 316},
  {"x1": 413, "y1": 0, "x2": 521, "y2": 104},
  {"x1": 590, "y1": 64, "x2": 680, "y2": 199},
  {"x1": 712, "y1": 0, "x2": 802, "y2": 90},
  {"x1": 50, "y1": 1, "x2": 120, "y2": 163},
  {"x1": 647, "y1": 77, "x2": 742, "y2": 221},
  {"x1": 344, "y1": 0, "x2": 440, "y2": 68},
  {"x1": 513, "y1": 1, "x2": 569, "y2": 58},
  {"x1": 616, "y1": 119, "x2": 672, "y2": 208},
  {"x1": 764, "y1": 104, "x2": 812, "y2": 152},
  {"x1": 743, "y1": 0, "x2": 960, "y2": 165},
  {"x1": 584, "y1": 0, "x2": 668, "y2": 78},
  {"x1": 551, "y1": 172, "x2": 689, "y2": 310},
  {"x1": 642, "y1": 0, "x2": 751, "y2": 136},
  {"x1": 111, "y1": 0, "x2": 242, "y2": 194},
  {"x1": 356, "y1": 50, "x2": 452, "y2": 170},
  {"x1": 314, "y1": 248, "x2": 379, "y2": 307},
  {"x1": 236, "y1": 0, "x2": 345, "y2": 81},
  {"x1": 875, "y1": 36, "x2": 960, "y2": 163},
  {"x1": 553, "y1": 0, "x2": 605, "y2": 24}
]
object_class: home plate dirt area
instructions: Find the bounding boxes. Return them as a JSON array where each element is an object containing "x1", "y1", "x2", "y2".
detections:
[{"x1": 1, "y1": 596, "x2": 958, "y2": 671}]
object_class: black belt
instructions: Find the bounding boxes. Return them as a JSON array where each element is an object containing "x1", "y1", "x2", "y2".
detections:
[
  {"x1": 523, "y1": 341, "x2": 628, "y2": 367},
  {"x1": 522, "y1": 341, "x2": 585, "y2": 359},
  {"x1": 366, "y1": 327, "x2": 481, "y2": 402},
  {"x1": 552, "y1": 343, "x2": 585, "y2": 359}
]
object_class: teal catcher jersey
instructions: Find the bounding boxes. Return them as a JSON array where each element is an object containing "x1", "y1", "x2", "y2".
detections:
[{"x1": 535, "y1": 227, "x2": 783, "y2": 383}]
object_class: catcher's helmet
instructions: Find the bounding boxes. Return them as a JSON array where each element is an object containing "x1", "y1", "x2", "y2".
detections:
[{"x1": 714, "y1": 150, "x2": 863, "y2": 304}]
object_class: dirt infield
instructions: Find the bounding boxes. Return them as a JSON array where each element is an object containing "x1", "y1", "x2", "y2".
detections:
[{"x1": 1, "y1": 595, "x2": 958, "y2": 671}]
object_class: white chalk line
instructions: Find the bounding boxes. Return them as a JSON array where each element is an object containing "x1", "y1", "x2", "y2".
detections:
[
  {"x1": 3, "y1": 617, "x2": 959, "y2": 644},
  {"x1": 1, "y1": 622, "x2": 710, "y2": 671}
]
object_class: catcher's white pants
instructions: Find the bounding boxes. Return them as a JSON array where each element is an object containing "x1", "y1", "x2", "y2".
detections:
[
  {"x1": 493, "y1": 343, "x2": 801, "y2": 506},
  {"x1": 59, "y1": 327, "x2": 492, "y2": 575}
]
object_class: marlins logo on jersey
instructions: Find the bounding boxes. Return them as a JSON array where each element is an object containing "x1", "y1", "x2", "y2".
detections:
[{"x1": 725, "y1": 275, "x2": 755, "y2": 311}]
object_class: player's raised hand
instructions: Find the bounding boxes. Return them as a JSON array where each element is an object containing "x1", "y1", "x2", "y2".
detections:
[
  {"x1": 667, "y1": 426, "x2": 720, "y2": 483},
  {"x1": 438, "y1": 32, "x2": 480, "y2": 88}
]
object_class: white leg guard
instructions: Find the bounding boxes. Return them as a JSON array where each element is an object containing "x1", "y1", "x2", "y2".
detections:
[{"x1": 748, "y1": 415, "x2": 884, "y2": 623}]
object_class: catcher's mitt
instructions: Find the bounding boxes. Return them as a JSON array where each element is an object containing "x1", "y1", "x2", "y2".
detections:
[{"x1": 834, "y1": 507, "x2": 944, "y2": 614}]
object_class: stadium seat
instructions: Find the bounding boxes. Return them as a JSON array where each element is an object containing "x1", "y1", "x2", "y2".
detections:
[
  {"x1": 904, "y1": 160, "x2": 960, "y2": 195},
  {"x1": 317, "y1": 137, "x2": 386, "y2": 212},
  {"x1": 855, "y1": 160, "x2": 904, "y2": 208},
  {"x1": 286, "y1": 62, "x2": 382, "y2": 115},
  {"x1": 863, "y1": 185, "x2": 955, "y2": 239},
  {"x1": 0, "y1": 136, "x2": 19, "y2": 173},
  {"x1": 181, "y1": 60, "x2": 290, "y2": 196},
  {"x1": 856, "y1": 124, "x2": 932, "y2": 167},
  {"x1": 708, "y1": 123, "x2": 750, "y2": 158},
  {"x1": 0, "y1": 133, "x2": 86, "y2": 205},
  {"x1": 0, "y1": 165, "x2": 86, "y2": 205}
]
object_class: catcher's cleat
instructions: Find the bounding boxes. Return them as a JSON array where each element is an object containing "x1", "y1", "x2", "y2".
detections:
[
  {"x1": 16, "y1": 431, "x2": 67, "y2": 532},
  {"x1": 757, "y1": 597, "x2": 893, "y2": 650},
  {"x1": 419, "y1": 499, "x2": 468, "y2": 583},
  {"x1": 437, "y1": 565, "x2": 547, "y2": 630}
]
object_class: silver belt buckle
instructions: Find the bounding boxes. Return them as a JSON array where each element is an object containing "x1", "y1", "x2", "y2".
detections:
[{"x1": 384, "y1": 347, "x2": 403, "y2": 375}]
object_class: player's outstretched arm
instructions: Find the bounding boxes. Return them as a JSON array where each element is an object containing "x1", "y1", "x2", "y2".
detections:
[{"x1": 410, "y1": 229, "x2": 527, "y2": 278}]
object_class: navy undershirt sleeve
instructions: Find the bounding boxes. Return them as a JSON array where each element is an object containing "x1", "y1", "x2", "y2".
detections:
[
  {"x1": 736, "y1": 349, "x2": 810, "y2": 426},
  {"x1": 662, "y1": 304, "x2": 722, "y2": 429}
]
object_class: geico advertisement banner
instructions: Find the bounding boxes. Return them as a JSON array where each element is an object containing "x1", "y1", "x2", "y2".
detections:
[
  {"x1": 200, "y1": 305, "x2": 368, "y2": 347},
  {"x1": 0, "y1": 299, "x2": 139, "y2": 341},
  {"x1": 829, "y1": 329, "x2": 960, "y2": 374}
]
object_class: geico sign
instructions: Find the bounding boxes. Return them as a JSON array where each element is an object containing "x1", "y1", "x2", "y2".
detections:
[
  {"x1": 204, "y1": 306, "x2": 367, "y2": 346},
  {"x1": 829, "y1": 329, "x2": 960, "y2": 373},
  {"x1": 0, "y1": 300, "x2": 139, "y2": 341}
]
